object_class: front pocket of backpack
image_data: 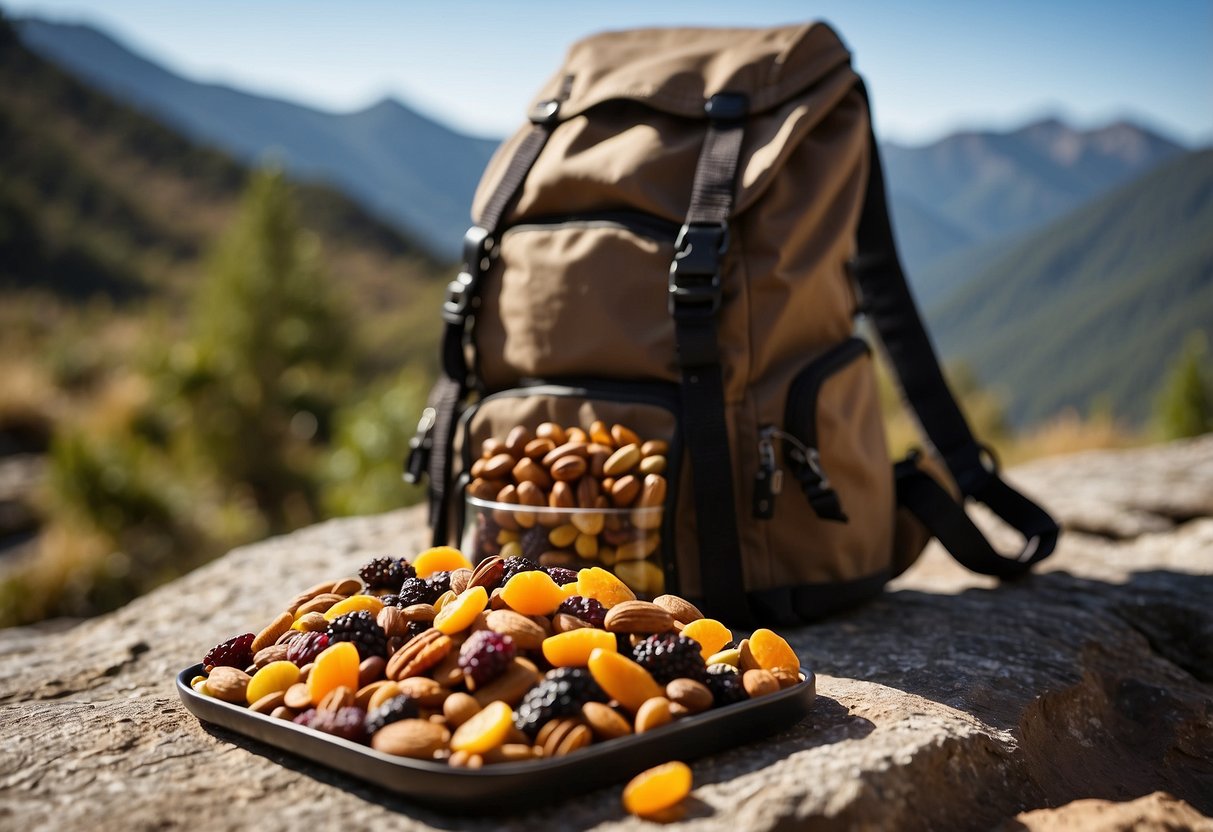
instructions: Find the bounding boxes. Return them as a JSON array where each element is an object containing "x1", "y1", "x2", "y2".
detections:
[
  {"x1": 764, "y1": 337, "x2": 894, "y2": 586},
  {"x1": 457, "y1": 380, "x2": 682, "y2": 598}
]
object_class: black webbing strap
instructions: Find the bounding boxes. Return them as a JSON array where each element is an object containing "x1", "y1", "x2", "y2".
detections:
[
  {"x1": 669, "y1": 92, "x2": 753, "y2": 627},
  {"x1": 852, "y1": 80, "x2": 1059, "y2": 576},
  {"x1": 406, "y1": 103, "x2": 560, "y2": 544}
]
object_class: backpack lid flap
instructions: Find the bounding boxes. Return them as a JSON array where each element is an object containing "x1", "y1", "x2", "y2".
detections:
[{"x1": 530, "y1": 22, "x2": 852, "y2": 120}]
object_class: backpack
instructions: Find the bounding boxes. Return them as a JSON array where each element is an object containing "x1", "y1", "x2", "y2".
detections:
[{"x1": 406, "y1": 22, "x2": 1060, "y2": 626}]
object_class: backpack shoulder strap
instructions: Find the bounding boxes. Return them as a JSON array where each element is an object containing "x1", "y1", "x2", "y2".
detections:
[{"x1": 851, "y1": 80, "x2": 1060, "y2": 576}]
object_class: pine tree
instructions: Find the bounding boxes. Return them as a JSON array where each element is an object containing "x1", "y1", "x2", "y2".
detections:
[
  {"x1": 183, "y1": 169, "x2": 352, "y2": 529},
  {"x1": 1155, "y1": 331, "x2": 1213, "y2": 440}
]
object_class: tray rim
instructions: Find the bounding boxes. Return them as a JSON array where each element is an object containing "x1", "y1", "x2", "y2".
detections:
[{"x1": 177, "y1": 663, "x2": 815, "y2": 779}]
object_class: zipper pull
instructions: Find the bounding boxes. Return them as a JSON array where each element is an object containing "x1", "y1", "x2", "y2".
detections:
[
  {"x1": 753, "y1": 426, "x2": 783, "y2": 519},
  {"x1": 765, "y1": 426, "x2": 848, "y2": 523},
  {"x1": 403, "y1": 407, "x2": 436, "y2": 485}
]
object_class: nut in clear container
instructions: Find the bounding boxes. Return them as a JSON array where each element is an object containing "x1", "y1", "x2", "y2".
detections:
[{"x1": 461, "y1": 420, "x2": 670, "y2": 598}]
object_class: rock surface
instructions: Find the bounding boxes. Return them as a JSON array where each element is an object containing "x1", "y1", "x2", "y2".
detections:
[{"x1": 1, "y1": 437, "x2": 1211, "y2": 830}]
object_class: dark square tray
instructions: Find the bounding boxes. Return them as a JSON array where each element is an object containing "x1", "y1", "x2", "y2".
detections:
[{"x1": 176, "y1": 664, "x2": 815, "y2": 812}]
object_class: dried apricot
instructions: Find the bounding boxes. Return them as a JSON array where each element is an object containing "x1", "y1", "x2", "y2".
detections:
[
  {"x1": 681, "y1": 618, "x2": 732, "y2": 660},
  {"x1": 412, "y1": 546, "x2": 473, "y2": 578},
  {"x1": 622, "y1": 761, "x2": 692, "y2": 818},
  {"x1": 749, "y1": 628, "x2": 800, "y2": 674},
  {"x1": 577, "y1": 567, "x2": 636, "y2": 608},
  {"x1": 323, "y1": 594, "x2": 384, "y2": 622},
  {"x1": 450, "y1": 700, "x2": 513, "y2": 754},
  {"x1": 500, "y1": 570, "x2": 565, "y2": 616},
  {"x1": 542, "y1": 628, "x2": 617, "y2": 667},
  {"x1": 246, "y1": 660, "x2": 300, "y2": 705},
  {"x1": 588, "y1": 647, "x2": 663, "y2": 712},
  {"x1": 307, "y1": 641, "x2": 360, "y2": 706},
  {"x1": 433, "y1": 586, "x2": 489, "y2": 635}
]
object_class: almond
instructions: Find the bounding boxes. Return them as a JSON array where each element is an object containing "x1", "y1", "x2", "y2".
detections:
[
  {"x1": 603, "y1": 443, "x2": 641, "y2": 477},
  {"x1": 535, "y1": 422, "x2": 567, "y2": 445},
  {"x1": 641, "y1": 439, "x2": 669, "y2": 457},
  {"x1": 318, "y1": 685, "x2": 355, "y2": 712},
  {"x1": 514, "y1": 459, "x2": 553, "y2": 491},
  {"x1": 283, "y1": 682, "x2": 313, "y2": 710},
  {"x1": 371, "y1": 719, "x2": 450, "y2": 758},
  {"x1": 551, "y1": 455, "x2": 587, "y2": 482},
  {"x1": 358, "y1": 656, "x2": 386, "y2": 687},
  {"x1": 582, "y1": 701, "x2": 632, "y2": 740},
  {"x1": 330, "y1": 577, "x2": 362, "y2": 597},
  {"x1": 541, "y1": 441, "x2": 588, "y2": 468},
  {"x1": 652, "y1": 595, "x2": 704, "y2": 624},
  {"x1": 205, "y1": 667, "x2": 250, "y2": 703},
  {"x1": 610, "y1": 475, "x2": 641, "y2": 507},
  {"x1": 505, "y1": 425, "x2": 533, "y2": 457},
  {"x1": 448, "y1": 568, "x2": 474, "y2": 595},
  {"x1": 743, "y1": 669, "x2": 780, "y2": 698},
  {"x1": 401, "y1": 603, "x2": 437, "y2": 622},
  {"x1": 442, "y1": 692, "x2": 481, "y2": 728},
  {"x1": 666, "y1": 678, "x2": 713, "y2": 714},
  {"x1": 770, "y1": 667, "x2": 802, "y2": 689},
  {"x1": 469, "y1": 556, "x2": 505, "y2": 591},
  {"x1": 367, "y1": 681, "x2": 403, "y2": 712},
  {"x1": 589, "y1": 420, "x2": 614, "y2": 447},
  {"x1": 377, "y1": 606, "x2": 409, "y2": 638},
  {"x1": 603, "y1": 600, "x2": 675, "y2": 634},
  {"x1": 485, "y1": 609, "x2": 546, "y2": 650},
  {"x1": 471, "y1": 657, "x2": 540, "y2": 707},
  {"x1": 537, "y1": 718, "x2": 593, "y2": 757},
  {"x1": 286, "y1": 580, "x2": 336, "y2": 615},
  {"x1": 738, "y1": 638, "x2": 761, "y2": 672},
  {"x1": 467, "y1": 478, "x2": 504, "y2": 501},
  {"x1": 634, "y1": 696, "x2": 673, "y2": 733},
  {"x1": 295, "y1": 593, "x2": 344, "y2": 618},
  {"x1": 251, "y1": 612, "x2": 293, "y2": 653},
  {"x1": 552, "y1": 613, "x2": 591, "y2": 633},
  {"x1": 396, "y1": 676, "x2": 450, "y2": 708},
  {"x1": 249, "y1": 690, "x2": 286, "y2": 715},
  {"x1": 292, "y1": 613, "x2": 327, "y2": 636},
  {"x1": 524, "y1": 437, "x2": 556, "y2": 460},
  {"x1": 482, "y1": 452, "x2": 517, "y2": 480},
  {"x1": 253, "y1": 644, "x2": 289, "y2": 668}
]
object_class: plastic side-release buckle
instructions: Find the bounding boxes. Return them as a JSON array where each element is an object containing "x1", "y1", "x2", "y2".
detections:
[
  {"x1": 442, "y1": 226, "x2": 494, "y2": 325},
  {"x1": 668, "y1": 222, "x2": 728, "y2": 318},
  {"x1": 402, "y1": 406, "x2": 437, "y2": 485}
]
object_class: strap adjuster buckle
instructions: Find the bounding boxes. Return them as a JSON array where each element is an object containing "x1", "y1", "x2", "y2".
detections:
[
  {"x1": 668, "y1": 222, "x2": 728, "y2": 318},
  {"x1": 442, "y1": 226, "x2": 494, "y2": 325},
  {"x1": 403, "y1": 407, "x2": 437, "y2": 485}
]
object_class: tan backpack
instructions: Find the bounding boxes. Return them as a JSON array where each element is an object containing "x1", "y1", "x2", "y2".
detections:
[{"x1": 406, "y1": 22, "x2": 1059, "y2": 626}]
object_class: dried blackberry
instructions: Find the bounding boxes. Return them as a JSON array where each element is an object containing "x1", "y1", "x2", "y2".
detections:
[
  {"x1": 556, "y1": 595, "x2": 607, "y2": 629},
  {"x1": 458, "y1": 630, "x2": 516, "y2": 688},
  {"x1": 397, "y1": 577, "x2": 441, "y2": 607},
  {"x1": 514, "y1": 667, "x2": 606, "y2": 737},
  {"x1": 705, "y1": 663, "x2": 748, "y2": 706},
  {"x1": 404, "y1": 619, "x2": 432, "y2": 640},
  {"x1": 500, "y1": 556, "x2": 540, "y2": 584},
  {"x1": 545, "y1": 566, "x2": 578, "y2": 586},
  {"x1": 519, "y1": 527, "x2": 549, "y2": 561},
  {"x1": 379, "y1": 594, "x2": 401, "y2": 608},
  {"x1": 426, "y1": 570, "x2": 453, "y2": 597},
  {"x1": 294, "y1": 706, "x2": 368, "y2": 743},
  {"x1": 326, "y1": 610, "x2": 388, "y2": 660},
  {"x1": 631, "y1": 633, "x2": 707, "y2": 684},
  {"x1": 203, "y1": 633, "x2": 255, "y2": 671},
  {"x1": 364, "y1": 695, "x2": 419, "y2": 735},
  {"x1": 359, "y1": 556, "x2": 415, "y2": 590},
  {"x1": 286, "y1": 631, "x2": 330, "y2": 666}
]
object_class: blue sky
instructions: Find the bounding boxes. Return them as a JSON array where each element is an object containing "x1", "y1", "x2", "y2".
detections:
[{"x1": 5, "y1": 0, "x2": 1211, "y2": 145}]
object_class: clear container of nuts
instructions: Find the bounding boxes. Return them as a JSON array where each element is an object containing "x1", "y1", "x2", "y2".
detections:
[{"x1": 462, "y1": 420, "x2": 670, "y2": 598}]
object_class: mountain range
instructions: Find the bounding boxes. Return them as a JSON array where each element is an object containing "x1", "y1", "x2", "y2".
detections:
[
  {"x1": 16, "y1": 18, "x2": 499, "y2": 259},
  {"x1": 928, "y1": 148, "x2": 1213, "y2": 426},
  {"x1": 8, "y1": 15, "x2": 1208, "y2": 429},
  {"x1": 0, "y1": 18, "x2": 447, "y2": 371},
  {"x1": 16, "y1": 17, "x2": 1184, "y2": 271}
]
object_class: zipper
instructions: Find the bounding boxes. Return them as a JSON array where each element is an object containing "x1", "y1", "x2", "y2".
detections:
[
  {"x1": 753, "y1": 337, "x2": 869, "y2": 522},
  {"x1": 502, "y1": 210, "x2": 681, "y2": 242},
  {"x1": 785, "y1": 337, "x2": 870, "y2": 446}
]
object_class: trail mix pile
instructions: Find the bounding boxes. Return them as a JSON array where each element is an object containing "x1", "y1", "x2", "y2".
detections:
[
  {"x1": 192, "y1": 547, "x2": 804, "y2": 767},
  {"x1": 467, "y1": 420, "x2": 670, "y2": 596}
]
